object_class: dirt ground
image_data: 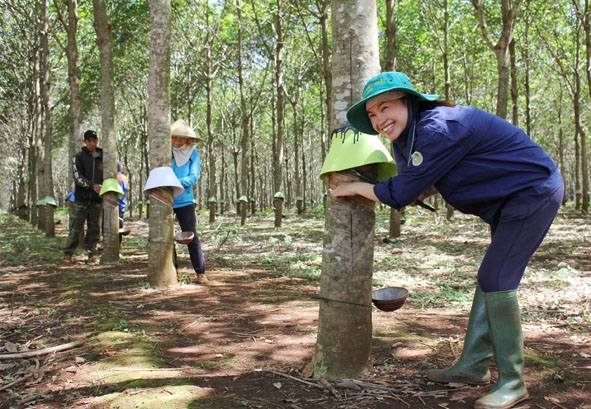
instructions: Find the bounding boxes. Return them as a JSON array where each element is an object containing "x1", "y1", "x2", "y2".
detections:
[{"x1": 0, "y1": 205, "x2": 590, "y2": 409}]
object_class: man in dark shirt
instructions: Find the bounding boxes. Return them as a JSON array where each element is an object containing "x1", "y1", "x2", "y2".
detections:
[{"x1": 63, "y1": 130, "x2": 103, "y2": 264}]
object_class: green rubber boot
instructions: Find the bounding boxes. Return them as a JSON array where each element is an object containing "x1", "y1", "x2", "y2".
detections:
[
  {"x1": 474, "y1": 290, "x2": 529, "y2": 409},
  {"x1": 427, "y1": 286, "x2": 493, "y2": 385}
]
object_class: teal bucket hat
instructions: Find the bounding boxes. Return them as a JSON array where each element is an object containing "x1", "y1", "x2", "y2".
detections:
[{"x1": 346, "y1": 72, "x2": 438, "y2": 135}]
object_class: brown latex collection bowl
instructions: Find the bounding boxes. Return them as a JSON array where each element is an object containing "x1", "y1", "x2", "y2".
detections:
[
  {"x1": 372, "y1": 287, "x2": 409, "y2": 312},
  {"x1": 174, "y1": 231, "x2": 194, "y2": 244},
  {"x1": 119, "y1": 228, "x2": 131, "y2": 236}
]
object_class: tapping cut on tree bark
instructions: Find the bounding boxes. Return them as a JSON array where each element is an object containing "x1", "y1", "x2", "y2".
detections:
[{"x1": 312, "y1": 167, "x2": 377, "y2": 379}]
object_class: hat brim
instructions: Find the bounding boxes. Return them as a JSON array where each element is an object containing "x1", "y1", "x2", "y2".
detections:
[
  {"x1": 171, "y1": 133, "x2": 202, "y2": 142},
  {"x1": 171, "y1": 119, "x2": 202, "y2": 141},
  {"x1": 347, "y1": 88, "x2": 438, "y2": 135}
]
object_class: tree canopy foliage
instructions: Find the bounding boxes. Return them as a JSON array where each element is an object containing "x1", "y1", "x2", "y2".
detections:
[{"x1": 0, "y1": 0, "x2": 589, "y2": 216}]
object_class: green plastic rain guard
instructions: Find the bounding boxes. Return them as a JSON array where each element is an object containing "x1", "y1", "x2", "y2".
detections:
[
  {"x1": 274, "y1": 192, "x2": 285, "y2": 199},
  {"x1": 36, "y1": 196, "x2": 57, "y2": 207},
  {"x1": 99, "y1": 178, "x2": 124, "y2": 198},
  {"x1": 319, "y1": 126, "x2": 397, "y2": 181},
  {"x1": 238, "y1": 195, "x2": 248, "y2": 202},
  {"x1": 208, "y1": 196, "x2": 217, "y2": 203},
  {"x1": 296, "y1": 195, "x2": 303, "y2": 201}
]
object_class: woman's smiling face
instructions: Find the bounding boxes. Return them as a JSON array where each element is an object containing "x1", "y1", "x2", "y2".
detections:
[{"x1": 366, "y1": 92, "x2": 408, "y2": 142}]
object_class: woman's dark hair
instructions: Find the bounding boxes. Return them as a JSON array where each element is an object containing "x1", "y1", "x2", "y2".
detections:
[{"x1": 418, "y1": 99, "x2": 456, "y2": 111}]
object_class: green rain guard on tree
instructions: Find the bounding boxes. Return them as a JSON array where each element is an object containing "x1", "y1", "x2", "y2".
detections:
[
  {"x1": 319, "y1": 126, "x2": 397, "y2": 180},
  {"x1": 36, "y1": 196, "x2": 57, "y2": 207},
  {"x1": 99, "y1": 178, "x2": 125, "y2": 198}
]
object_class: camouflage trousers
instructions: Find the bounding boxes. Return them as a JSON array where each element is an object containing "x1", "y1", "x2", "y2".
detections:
[{"x1": 64, "y1": 201, "x2": 102, "y2": 256}]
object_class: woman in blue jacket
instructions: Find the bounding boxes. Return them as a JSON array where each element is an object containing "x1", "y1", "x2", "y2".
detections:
[
  {"x1": 171, "y1": 119, "x2": 207, "y2": 283},
  {"x1": 331, "y1": 72, "x2": 564, "y2": 409}
]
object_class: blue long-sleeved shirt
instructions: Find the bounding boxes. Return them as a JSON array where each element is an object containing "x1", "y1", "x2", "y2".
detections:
[
  {"x1": 374, "y1": 105, "x2": 563, "y2": 224},
  {"x1": 172, "y1": 149, "x2": 201, "y2": 209}
]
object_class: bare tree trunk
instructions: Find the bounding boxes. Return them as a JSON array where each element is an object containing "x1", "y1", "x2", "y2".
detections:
[
  {"x1": 382, "y1": 0, "x2": 414, "y2": 229},
  {"x1": 579, "y1": 0, "x2": 590, "y2": 212},
  {"x1": 315, "y1": 171, "x2": 376, "y2": 378},
  {"x1": 470, "y1": 0, "x2": 522, "y2": 119},
  {"x1": 573, "y1": 74, "x2": 587, "y2": 213},
  {"x1": 510, "y1": 40, "x2": 518, "y2": 126},
  {"x1": 388, "y1": 208, "x2": 401, "y2": 239},
  {"x1": 28, "y1": 34, "x2": 40, "y2": 228},
  {"x1": 312, "y1": 0, "x2": 380, "y2": 379},
  {"x1": 539, "y1": 2, "x2": 585, "y2": 212},
  {"x1": 201, "y1": 7, "x2": 217, "y2": 225},
  {"x1": 38, "y1": 0, "x2": 55, "y2": 237},
  {"x1": 237, "y1": 2, "x2": 249, "y2": 227},
  {"x1": 147, "y1": 0, "x2": 177, "y2": 286},
  {"x1": 273, "y1": 0, "x2": 285, "y2": 228},
  {"x1": 383, "y1": 0, "x2": 397, "y2": 71},
  {"x1": 521, "y1": 0, "x2": 532, "y2": 136},
  {"x1": 318, "y1": 0, "x2": 331, "y2": 169},
  {"x1": 54, "y1": 0, "x2": 83, "y2": 193},
  {"x1": 93, "y1": 0, "x2": 119, "y2": 262},
  {"x1": 55, "y1": 0, "x2": 85, "y2": 234}
]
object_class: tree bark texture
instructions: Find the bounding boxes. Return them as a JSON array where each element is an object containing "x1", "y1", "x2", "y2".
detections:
[
  {"x1": 388, "y1": 208, "x2": 401, "y2": 239},
  {"x1": 148, "y1": 0, "x2": 176, "y2": 286},
  {"x1": 62, "y1": 0, "x2": 82, "y2": 192},
  {"x1": 209, "y1": 201, "x2": 216, "y2": 223},
  {"x1": 314, "y1": 172, "x2": 375, "y2": 378},
  {"x1": 330, "y1": 0, "x2": 380, "y2": 131},
  {"x1": 469, "y1": 0, "x2": 522, "y2": 119},
  {"x1": 273, "y1": 198, "x2": 283, "y2": 228},
  {"x1": 93, "y1": 0, "x2": 119, "y2": 261},
  {"x1": 147, "y1": 187, "x2": 177, "y2": 286},
  {"x1": 312, "y1": 0, "x2": 380, "y2": 379},
  {"x1": 273, "y1": 0, "x2": 285, "y2": 229},
  {"x1": 38, "y1": 0, "x2": 55, "y2": 237}
]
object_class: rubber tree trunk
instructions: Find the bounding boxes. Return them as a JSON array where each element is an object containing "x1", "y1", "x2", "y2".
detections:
[
  {"x1": 313, "y1": 171, "x2": 375, "y2": 378},
  {"x1": 388, "y1": 208, "x2": 401, "y2": 239},
  {"x1": 102, "y1": 192, "x2": 120, "y2": 262},
  {"x1": 274, "y1": 198, "x2": 283, "y2": 228},
  {"x1": 93, "y1": 0, "x2": 119, "y2": 262},
  {"x1": 209, "y1": 201, "x2": 216, "y2": 223},
  {"x1": 240, "y1": 202, "x2": 247, "y2": 226},
  {"x1": 147, "y1": 0, "x2": 174, "y2": 286},
  {"x1": 38, "y1": 0, "x2": 54, "y2": 237},
  {"x1": 312, "y1": 0, "x2": 380, "y2": 379},
  {"x1": 147, "y1": 187, "x2": 177, "y2": 287}
]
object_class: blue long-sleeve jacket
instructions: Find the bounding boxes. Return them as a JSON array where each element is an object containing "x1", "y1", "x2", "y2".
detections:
[
  {"x1": 374, "y1": 105, "x2": 563, "y2": 224},
  {"x1": 172, "y1": 149, "x2": 201, "y2": 209}
]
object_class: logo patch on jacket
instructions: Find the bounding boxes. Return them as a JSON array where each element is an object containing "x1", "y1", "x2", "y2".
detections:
[{"x1": 411, "y1": 151, "x2": 424, "y2": 166}]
